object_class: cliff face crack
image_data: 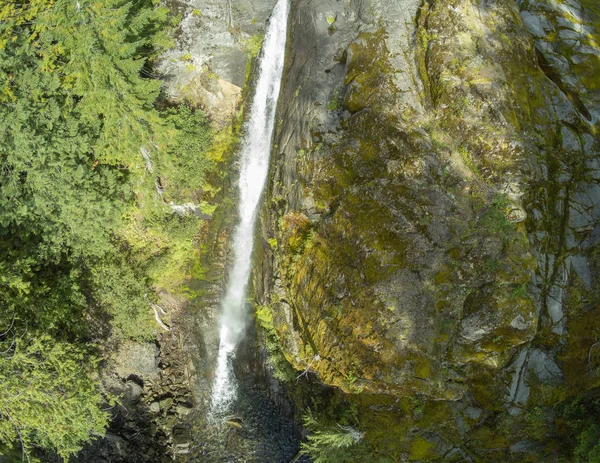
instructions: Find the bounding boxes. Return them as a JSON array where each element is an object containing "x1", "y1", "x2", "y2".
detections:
[
  {"x1": 209, "y1": 0, "x2": 290, "y2": 418},
  {"x1": 535, "y1": 48, "x2": 592, "y2": 121}
]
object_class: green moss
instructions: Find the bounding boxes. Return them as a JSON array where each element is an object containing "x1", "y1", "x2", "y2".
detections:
[
  {"x1": 470, "y1": 426, "x2": 511, "y2": 449},
  {"x1": 327, "y1": 89, "x2": 343, "y2": 111},
  {"x1": 256, "y1": 305, "x2": 297, "y2": 382},
  {"x1": 575, "y1": 58, "x2": 600, "y2": 91},
  {"x1": 458, "y1": 145, "x2": 481, "y2": 178},
  {"x1": 416, "y1": 401, "x2": 454, "y2": 429},
  {"x1": 351, "y1": 395, "x2": 414, "y2": 461},
  {"x1": 464, "y1": 363, "x2": 509, "y2": 411},
  {"x1": 244, "y1": 33, "x2": 265, "y2": 59},
  {"x1": 409, "y1": 437, "x2": 436, "y2": 461},
  {"x1": 344, "y1": 29, "x2": 394, "y2": 113},
  {"x1": 477, "y1": 193, "x2": 515, "y2": 245}
]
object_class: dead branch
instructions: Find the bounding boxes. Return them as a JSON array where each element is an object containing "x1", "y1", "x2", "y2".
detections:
[
  {"x1": 152, "y1": 304, "x2": 170, "y2": 331},
  {"x1": 296, "y1": 354, "x2": 321, "y2": 381},
  {"x1": 0, "y1": 314, "x2": 15, "y2": 337}
]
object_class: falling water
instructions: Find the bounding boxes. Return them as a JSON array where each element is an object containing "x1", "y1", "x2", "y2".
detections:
[{"x1": 210, "y1": 0, "x2": 289, "y2": 416}]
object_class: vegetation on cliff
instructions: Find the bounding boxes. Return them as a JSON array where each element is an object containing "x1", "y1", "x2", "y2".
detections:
[
  {"x1": 0, "y1": 0, "x2": 214, "y2": 459},
  {"x1": 299, "y1": 410, "x2": 366, "y2": 463}
]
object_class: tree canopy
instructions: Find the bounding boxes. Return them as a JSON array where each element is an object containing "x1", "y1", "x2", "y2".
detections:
[{"x1": 0, "y1": 0, "x2": 183, "y2": 459}]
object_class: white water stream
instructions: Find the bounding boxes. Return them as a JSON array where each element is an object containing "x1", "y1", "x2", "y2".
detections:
[{"x1": 210, "y1": 0, "x2": 289, "y2": 416}]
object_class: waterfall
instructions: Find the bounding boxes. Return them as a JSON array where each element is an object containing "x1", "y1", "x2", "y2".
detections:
[{"x1": 210, "y1": 0, "x2": 289, "y2": 416}]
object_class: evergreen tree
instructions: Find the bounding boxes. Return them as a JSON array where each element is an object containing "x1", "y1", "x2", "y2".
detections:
[
  {"x1": 0, "y1": 0, "x2": 176, "y2": 458},
  {"x1": 0, "y1": 334, "x2": 109, "y2": 461},
  {"x1": 300, "y1": 410, "x2": 366, "y2": 463}
]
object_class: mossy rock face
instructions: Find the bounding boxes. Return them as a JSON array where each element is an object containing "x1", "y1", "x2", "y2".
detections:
[
  {"x1": 409, "y1": 435, "x2": 447, "y2": 461},
  {"x1": 451, "y1": 283, "x2": 537, "y2": 364},
  {"x1": 518, "y1": 0, "x2": 600, "y2": 121},
  {"x1": 266, "y1": 32, "x2": 471, "y2": 398},
  {"x1": 344, "y1": 30, "x2": 394, "y2": 114},
  {"x1": 251, "y1": 0, "x2": 600, "y2": 460},
  {"x1": 556, "y1": 241, "x2": 600, "y2": 393}
]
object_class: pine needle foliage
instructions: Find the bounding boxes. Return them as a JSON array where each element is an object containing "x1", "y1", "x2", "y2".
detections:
[
  {"x1": 300, "y1": 410, "x2": 365, "y2": 463},
  {"x1": 0, "y1": 0, "x2": 171, "y2": 341},
  {"x1": 0, "y1": 336, "x2": 109, "y2": 461},
  {"x1": 0, "y1": 0, "x2": 172, "y2": 166}
]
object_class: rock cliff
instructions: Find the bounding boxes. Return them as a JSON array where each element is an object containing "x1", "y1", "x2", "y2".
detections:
[
  {"x1": 249, "y1": 0, "x2": 600, "y2": 460},
  {"x1": 148, "y1": 0, "x2": 600, "y2": 460}
]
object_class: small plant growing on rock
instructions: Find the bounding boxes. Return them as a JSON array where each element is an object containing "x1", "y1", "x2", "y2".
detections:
[
  {"x1": 327, "y1": 89, "x2": 343, "y2": 111},
  {"x1": 326, "y1": 14, "x2": 337, "y2": 35}
]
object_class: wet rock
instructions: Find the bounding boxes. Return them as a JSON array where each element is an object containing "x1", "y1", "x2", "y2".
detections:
[
  {"x1": 123, "y1": 381, "x2": 143, "y2": 403},
  {"x1": 520, "y1": 11, "x2": 548, "y2": 38},
  {"x1": 150, "y1": 402, "x2": 161, "y2": 414},
  {"x1": 160, "y1": 397, "x2": 174, "y2": 411},
  {"x1": 176, "y1": 404, "x2": 193, "y2": 416},
  {"x1": 464, "y1": 406, "x2": 483, "y2": 421},
  {"x1": 114, "y1": 342, "x2": 160, "y2": 378},
  {"x1": 76, "y1": 299, "x2": 198, "y2": 462},
  {"x1": 157, "y1": 0, "x2": 277, "y2": 123},
  {"x1": 528, "y1": 348, "x2": 564, "y2": 385}
]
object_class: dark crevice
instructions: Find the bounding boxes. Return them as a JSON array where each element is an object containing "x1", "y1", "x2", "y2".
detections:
[{"x1": 535, "y1": 48, "x2": 592, "y2": 121}]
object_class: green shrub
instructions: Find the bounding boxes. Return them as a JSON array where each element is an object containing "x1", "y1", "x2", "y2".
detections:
[
  {"x1": 0, "y1": 0, "x2": 179, "y2": 456},
  {"x1": 574, "y1": 424, "x2": 600, "y2": 463}
]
